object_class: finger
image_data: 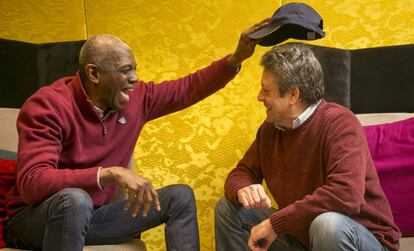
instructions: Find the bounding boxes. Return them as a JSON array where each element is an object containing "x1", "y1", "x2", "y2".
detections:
[
  {"x1": 124, "y1": 190, "x2": 135, "y2": 211},
  {"x1": 244, "y1": 190, "x2": 255, "y2": 208},
  {"x1": 247, "y1": 19, "x2": 270, "y2": 34},
  {"x1": 142, "y1": 187, "x2": 153, "y2": 217},
  {"x1": 151, "y1": 187, "x2": 161, "y2": 211},
  {"x1": 240, "y1": 195, "x2": 250, "y2": 208},
  {"x1": 260, "y1": 17, "x2": 271, "y2": 24},
  {"x1": 257, "y1": 187, "x2": 271, "y2": 208},
  {"x1": 248, "y1": 236, "x2": 257, "y2": 250},
  {"x1": 250, "y1": 186, "x2": 262, "y2": 207},
  {"x1": 265, "y1": 198, "x2": 272, "y2": 208},
  {"x1": 132, "y1": 189, "x2": 144, "y2": 217},
  {"x1": 253, "y1": 18, "x2": 271, "y2": 28}
]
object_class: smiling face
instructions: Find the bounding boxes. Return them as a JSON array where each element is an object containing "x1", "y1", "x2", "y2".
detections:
[
  {"x1": 96, "y1": 47, "x2": 137, "y2": 112},
  {"x1": 258, "y1": 43, "x2": 325, "y2": 129},
  {"x1": 258, "y1": 69, "x2": 294, "y2": 129},
  {"x1": 80, "y1": 34, "x2": 139, "y2": 113}
]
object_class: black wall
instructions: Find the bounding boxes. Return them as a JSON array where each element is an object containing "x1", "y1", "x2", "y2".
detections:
[
  {"x1": 0, "y1": 39, "x2": 85, "y2": 108},
  {"x1": 1, "y1": 39, "x2": 413, "y2": 113},
  {"x1": 310, "y1": 43, "x2": 414, "y2": 113}
]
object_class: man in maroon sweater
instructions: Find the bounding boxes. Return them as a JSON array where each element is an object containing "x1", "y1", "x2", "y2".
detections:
[
  {"x1": 215, "y1": 43, "x2": 401, "y2": 251},
  {"x1": 5, "y1": 21, "x2": 269, "y2": 251}
]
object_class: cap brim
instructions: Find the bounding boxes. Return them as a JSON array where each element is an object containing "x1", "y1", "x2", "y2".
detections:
[
  {"x1": 255, "y1": 24, "x2": 325, "y2": 47},
  {"x1": 248, "y1": 24, "x2": 282, "y2": 40}
]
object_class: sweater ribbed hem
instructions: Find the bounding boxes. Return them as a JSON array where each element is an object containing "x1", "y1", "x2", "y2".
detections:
[
  {"x1": 270, "y1": 208, "x2": 290, "y2": 234},
  {"x1": 225, "y1": 180, "x2": 252, "y2": 202}
]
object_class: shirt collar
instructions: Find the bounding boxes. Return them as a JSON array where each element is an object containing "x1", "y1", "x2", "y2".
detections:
[
  {"x1": 93, "y1": 105, "x2": 114, "y2": 121},
  {"x1": 275, "y1": 99, "x2": 321, "y2": 131}
]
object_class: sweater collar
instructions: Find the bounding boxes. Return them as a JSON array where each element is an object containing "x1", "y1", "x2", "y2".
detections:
[{"x1": 69, "y1": 71, "x2": 110, "y2": 121}]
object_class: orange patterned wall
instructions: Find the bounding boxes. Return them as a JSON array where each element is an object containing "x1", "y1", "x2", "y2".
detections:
[{"x1": 1, "y1": 1, "x2": 414, "y2": 250}]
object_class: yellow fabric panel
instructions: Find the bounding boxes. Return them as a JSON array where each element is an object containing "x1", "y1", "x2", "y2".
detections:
[
  {"x1": 0, "y1": 0, "x2": 86, "y2": 43},
  {"x1": 283, "y1": 0, "x2": 414, "y2": 48},
  {"x1": 85, "y1": 1, "x2": 280, "y2": 250}
]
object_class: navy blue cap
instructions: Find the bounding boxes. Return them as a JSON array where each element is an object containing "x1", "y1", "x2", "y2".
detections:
[{"x1": 249, "y1": 2, "x2": 325, "y2": 46}]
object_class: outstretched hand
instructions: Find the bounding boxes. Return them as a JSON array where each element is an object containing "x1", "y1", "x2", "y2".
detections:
[
  {"x1": 228, "y1": 18, "x2": 270, "y2": 68},
  {"x1": 99, "y1": 166, "x2": 161, "y2": 217}
]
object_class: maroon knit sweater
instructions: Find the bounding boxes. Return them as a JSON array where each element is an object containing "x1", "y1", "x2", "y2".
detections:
[
  {"x1": 225, "y1": 100, "x2": 401, "y2": 251},
  {"x1": 7, "y1": 56, "x2": 238, "y2": 217}
]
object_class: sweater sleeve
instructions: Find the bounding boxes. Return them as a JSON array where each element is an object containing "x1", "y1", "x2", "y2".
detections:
[
  {"x1": 224, "y1": 125, "x2": 264, "y2": 203},
  {"x1": 269, "y1": 111, "x2": 369, "y2": 237},
  {"x1": 141, "y1": 56, "x2": 239, "y2": 122},
  {"x1": 16, "y1": 93, "x2": 101, "y2": 205}
]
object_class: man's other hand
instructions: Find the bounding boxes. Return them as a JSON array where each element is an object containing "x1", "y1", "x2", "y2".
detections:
[
  {"x1": 237, "y1": 184, "x2": 272, "y2": 209},
  {"x1": 248, "y1": 219, "x2": 277, "y2": 251},
  {"x1": 99, "y1": 166, "x2": 161, "y2": 217}
]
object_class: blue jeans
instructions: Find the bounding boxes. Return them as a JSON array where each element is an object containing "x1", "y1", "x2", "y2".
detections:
[
  {"x1": 5, "y1": 184, "x2": 199, "y2": 251},
  {"x1": 214, "y1": 197, "x2": 389, "y2": 251}
]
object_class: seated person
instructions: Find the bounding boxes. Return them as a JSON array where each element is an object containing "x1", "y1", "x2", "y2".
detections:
[
  {"x1": 4, "y1": 20, "x2": 268, "y2": 251},
  {"x1": 215, "y1": 43, "x2": 401, "y2": 251}
]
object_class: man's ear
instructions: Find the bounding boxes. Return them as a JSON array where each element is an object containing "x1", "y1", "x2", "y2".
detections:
[
  {"x1": 85, "y1": 64, "x2": 100, "y2": 84},
  {"x1": 289, "y1": 87, "x2": 300, "y2": 105}
]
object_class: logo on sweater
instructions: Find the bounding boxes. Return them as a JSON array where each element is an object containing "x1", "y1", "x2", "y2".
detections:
[{"x1": 118, "y1": 116, "x2": 127, "y2": 125}]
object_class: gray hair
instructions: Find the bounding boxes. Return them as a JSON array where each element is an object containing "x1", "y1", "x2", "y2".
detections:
[
  {"x1": 260, "y1": 43, "x2": 324, "y2": 104},
  {"x1": 79, "y1": 34, "x2": 130, "y2": 78}
]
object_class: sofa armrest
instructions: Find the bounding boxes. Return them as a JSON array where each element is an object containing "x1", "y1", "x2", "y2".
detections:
[
  {"x1": 0, "y1": 238, "x2": 146, "y2": 251},
  {"x1": 0, "y1": 108, "x2": 19, "y2": 152},
  {"x1": 356, "y1": 112, "x2": 413, "y2": 125}
]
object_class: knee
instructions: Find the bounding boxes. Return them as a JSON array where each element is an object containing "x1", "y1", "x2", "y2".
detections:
[
  {"x1": 215, "y1": 197, "x2": 233, "y2": 219},
  {"x1": 214, "y1": 197, "x2": 243, "y2": 227},
  {"x1": 50, "y1": 188, "x2": 93, "y2": 216},
  {"x1": 310, "y1": 212, "x2": 349, "y2": 245},
  {"x1": 168, "y1": 184, "x2": 196, "y2": 209}
]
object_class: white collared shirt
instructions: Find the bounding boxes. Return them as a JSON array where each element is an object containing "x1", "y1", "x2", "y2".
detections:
[{"x1": 276, "y1": 100, "x2": 321, "y2": 131}]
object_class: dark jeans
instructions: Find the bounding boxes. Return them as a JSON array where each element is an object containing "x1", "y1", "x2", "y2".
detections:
[
  {"x1": 215, "y1": 197, "x2": 306, "y2": 251},
  {"x1": 214, "y1": 197, "x2": 389, "y2": 251},
  {"x1": 5, "y1": 184, "x2": 199, "y2": 251}
]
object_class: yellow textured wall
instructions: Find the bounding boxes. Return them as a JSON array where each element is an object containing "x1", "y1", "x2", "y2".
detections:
[
  {"x1": 84, "y1": 2, "x2": 278, "y2": 250},
  {"x1": 283, "y1": 0, "x2": 414, "y2": 48},
  {"x1": 0, "y1": 0, "x2": 86, "y2": 43},
  {"x1": 1, "y1": 1, "x2": 414, "y2": 250},
  {"x1": 85, "y1": 1, "x2": 277, "y2": 250}
]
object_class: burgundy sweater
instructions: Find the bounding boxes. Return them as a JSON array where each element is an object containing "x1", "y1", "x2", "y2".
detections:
[
  {"x1": 7, "y1": 56, "x2": 238, "y2": 217},
  {"x1": 225, "y1": 100, "x2": 401, "y2": 251}
]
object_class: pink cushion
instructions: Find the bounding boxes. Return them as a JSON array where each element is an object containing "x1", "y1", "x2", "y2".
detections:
[
  {"x1": 0, "y1": 158, "x2": 17, "y2": 248},
  {"x1": 363, "y1": 117, "x2": 414, "y2": 237}
]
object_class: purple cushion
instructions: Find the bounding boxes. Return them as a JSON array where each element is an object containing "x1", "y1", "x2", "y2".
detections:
[{"x1": 363, "y1": 117, "x2": 414, "y2": 237}]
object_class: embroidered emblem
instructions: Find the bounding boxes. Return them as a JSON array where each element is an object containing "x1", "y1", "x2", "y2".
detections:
[{"x1": 118, "y1": 116, "x2": 127, "y2": 125}]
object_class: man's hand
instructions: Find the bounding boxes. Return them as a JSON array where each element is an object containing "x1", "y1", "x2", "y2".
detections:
[
  {"x1": 99, "y1": 167, "x2": 161, "y2": 217},
  {"x1": 228, "y1": 18, "x2": 270, "y2": 68},
  {"x1": 237, "y1": 184, "x2": 272, "y2": 209},
  {"x1": 248, "y1": 219, "x2": 277, "y2": 251}
]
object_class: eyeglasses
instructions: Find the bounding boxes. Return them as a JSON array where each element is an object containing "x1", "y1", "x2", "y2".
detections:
[{"x1": 259, "y1": 87, "x2": 279, "y2": 97}]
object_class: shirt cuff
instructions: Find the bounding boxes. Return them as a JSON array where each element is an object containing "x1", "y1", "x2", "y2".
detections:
[
  {"x1": 235, "y1": 65, "x2": 241, "y2": 73},
  {"x1": 97, "y1": 166, "x2": 103, "y2": 190}
]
